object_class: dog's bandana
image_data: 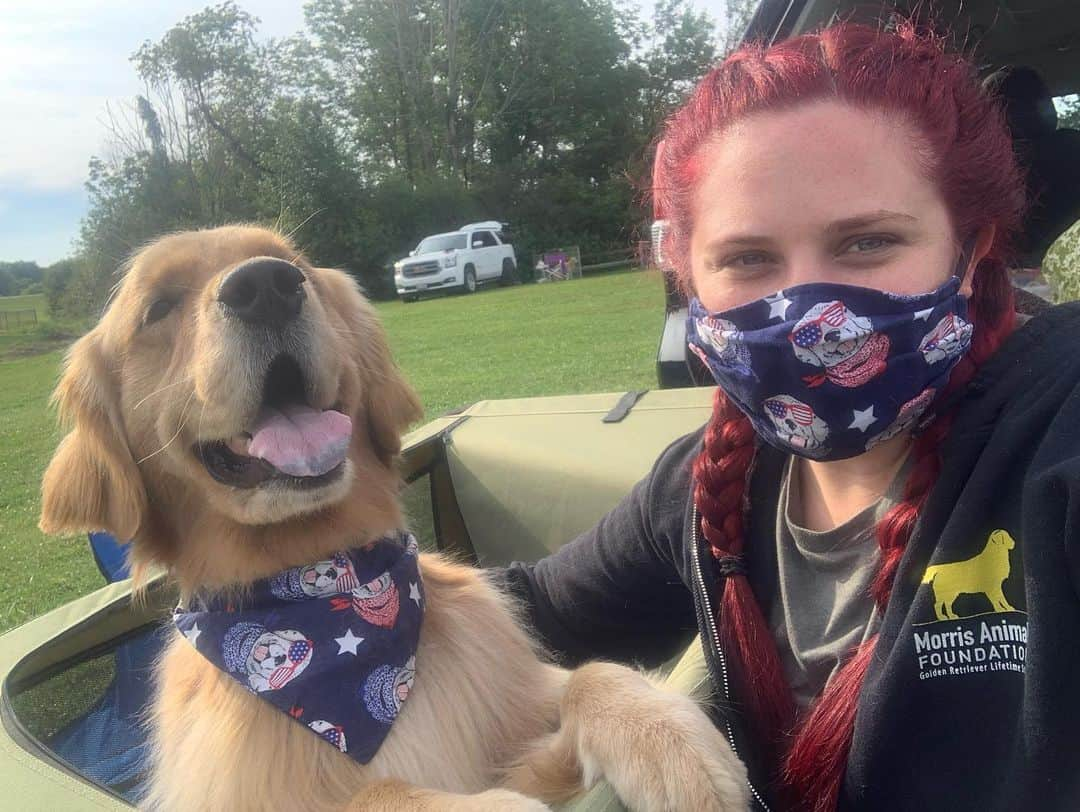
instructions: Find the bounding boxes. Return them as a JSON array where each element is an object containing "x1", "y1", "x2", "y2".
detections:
[
  {"x1": 687, "y1": 273, "x2": 971, "y2": 460},
  {"x1": 173, "y1": 531, "x2": 423, "y2": 764}
]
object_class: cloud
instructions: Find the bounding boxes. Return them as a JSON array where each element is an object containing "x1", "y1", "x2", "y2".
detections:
[
  {"x1": 0, "y1": 1, "x2": 306, "y2": 260},
  {"x1": 0, "y1": 2, "x2": 307, "y2": 191}
]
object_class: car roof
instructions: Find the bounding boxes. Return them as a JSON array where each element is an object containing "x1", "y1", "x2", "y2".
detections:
[
  {"x1": 458, "y1": 220, "x2": 504, "y2": 232},
  {"x1": 420, "y1": 231, "x2": 465, "y2": 240},
  {"x1": 419, "y1": 222, "x2": 503, "y2": 241},
  {"x1": 746, "y1": 0, "x2": 1078, "y2": 96}
]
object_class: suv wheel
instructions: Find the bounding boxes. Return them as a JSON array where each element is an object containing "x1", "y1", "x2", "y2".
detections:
[
  {"x1": 499, "y1": 258, "x2": 518, "y2": 286},
  {"x1": 463, "y1": 265, "x2": 477, "y2": 294}
]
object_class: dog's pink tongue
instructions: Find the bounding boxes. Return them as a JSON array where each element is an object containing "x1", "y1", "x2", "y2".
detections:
[{"x1": 248, "y1": 406, "x2": 352, "y2": 477}]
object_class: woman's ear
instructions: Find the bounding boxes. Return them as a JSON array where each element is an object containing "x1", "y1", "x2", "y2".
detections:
[
  {"x1": 39, "y1": 330, "x2": 147, "y2": 541},
  {"x1": 960, "y1": 224, "x2": 997, "y2": 297}
]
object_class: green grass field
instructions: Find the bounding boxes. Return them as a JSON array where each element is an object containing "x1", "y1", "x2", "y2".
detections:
[
  {"x1": 0, "y1": 293, "x2": 89, "y2": 360},
  {"x1": 0, "y1": 270, "x2": 665, "y2": 633}
]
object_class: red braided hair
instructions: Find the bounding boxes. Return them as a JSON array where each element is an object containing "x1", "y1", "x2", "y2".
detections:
[{"x1": 659, "y1": 20, "x2": 1027, "y2": 811}]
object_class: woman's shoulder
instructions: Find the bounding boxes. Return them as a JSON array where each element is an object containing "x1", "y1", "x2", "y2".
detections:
[
  {"x1": 969, "y1": 301, "x2": 1080, "y2": 415},
  {"x1": 650, "y1": 424, "x2": 707, "y2": 483},
  {"x1": 636, "y1": 423, "x2": 707, "y2": 513},
  {"x1": 952, "y1": 302, "x2": 1080, "y2": 469}
]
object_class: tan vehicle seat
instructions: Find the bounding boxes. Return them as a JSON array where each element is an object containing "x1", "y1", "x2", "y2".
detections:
[{"x1": 401, "y1": 389, "x2": 718, "y2": 811}]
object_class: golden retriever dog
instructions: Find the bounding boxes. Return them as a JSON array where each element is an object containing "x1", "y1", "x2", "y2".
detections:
[
  {"x1": 38, "y1": 225, "x2": 748, "y2": 812},
  {"x1": 921, "y1": 529, "x2": 1018, "y2": 620}
]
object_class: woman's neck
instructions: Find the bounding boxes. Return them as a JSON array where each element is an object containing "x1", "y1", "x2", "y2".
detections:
[{"x1": 795, "y1": 433, "x2": 913, "y2": 532}]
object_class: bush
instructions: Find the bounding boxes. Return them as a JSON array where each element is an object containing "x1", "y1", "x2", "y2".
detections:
[{"x1": 1043, "y1": 220, "x2": 1080, "y2": 303}]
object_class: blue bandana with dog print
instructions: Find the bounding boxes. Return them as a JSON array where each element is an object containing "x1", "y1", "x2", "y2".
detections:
[
  {"x1": 687, "y1": 275, "x2": 972, "y2": 460},
  {"x1": 173, "y1": 531, "x2": 423, "y2": 765}
]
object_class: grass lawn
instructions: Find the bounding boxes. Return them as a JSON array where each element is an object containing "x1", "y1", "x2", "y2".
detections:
[
  {"x1": 0, "y1": 293, "x2": 90, "y2": 360},
  {"x1": 0, "y1": 293, "x2": 47, "y2": 315},
  {"x1": 0, "y1": 269, "x2": 665, "y2": 633}
]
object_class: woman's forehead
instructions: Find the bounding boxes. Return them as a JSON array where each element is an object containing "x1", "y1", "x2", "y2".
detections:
[{"x1": 691, "y1": 100, "x2": 946, "y2": 238}]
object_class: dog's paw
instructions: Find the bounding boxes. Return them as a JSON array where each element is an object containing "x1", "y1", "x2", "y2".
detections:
[
  {"x1": 348, "y1": 781, "x2": 551, "y2": 811},
  {"x1": 470, "y1": 788, "x2": 552, "y2": 811},
  {"x1": 566, "y1": 663, "x2": 750, "y2": 812}
]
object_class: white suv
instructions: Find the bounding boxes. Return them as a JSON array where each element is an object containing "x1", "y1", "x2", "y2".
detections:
[{"x1": 394, "y1": 221, "x2": 517, "y2": 301}]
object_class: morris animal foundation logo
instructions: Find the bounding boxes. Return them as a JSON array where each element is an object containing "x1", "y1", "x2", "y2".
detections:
[{"x1": 912, "y1": 529, "x2": 1027, "y2": 682}]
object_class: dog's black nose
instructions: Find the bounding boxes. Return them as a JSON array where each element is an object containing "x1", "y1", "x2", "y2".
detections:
[{"x1": 218, "y1": 258, "x2": 306, "y2": 327}]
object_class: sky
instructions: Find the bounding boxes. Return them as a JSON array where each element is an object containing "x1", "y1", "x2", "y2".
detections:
[{"x1": 0, "y1": 0, "x2": 736, "y2": 266}]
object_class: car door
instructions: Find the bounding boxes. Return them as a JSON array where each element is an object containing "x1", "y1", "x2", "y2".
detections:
[{"x1": 471, "y1": 230, "x2": 499, "y2": 279}]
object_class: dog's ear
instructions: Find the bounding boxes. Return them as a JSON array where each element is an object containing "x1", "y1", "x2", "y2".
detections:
[
  {"x1": 363, "y1": 323, "x2": 423, "y2": 467},
  {"x1": 39, "y1": 330, "x2": 147, "y2": 541}
]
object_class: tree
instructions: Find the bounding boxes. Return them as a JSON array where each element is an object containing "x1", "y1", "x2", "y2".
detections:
[
  {"x1": 1057, "y1": 95, "x2": 1080, "y2": 130},
  {"x1": 43, "y1": 259, "x2": 82, "y2": 316},
  {"x1": 69, "y1": 0, "x2": 741, "y2": 311},
  {"x1": 0, "y1": 261, "x2": 43, "y2": 295}
]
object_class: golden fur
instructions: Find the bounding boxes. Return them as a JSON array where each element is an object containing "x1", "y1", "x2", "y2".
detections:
[{"x1": 39, "y1": 225, "x2": 748, "y2": 811}]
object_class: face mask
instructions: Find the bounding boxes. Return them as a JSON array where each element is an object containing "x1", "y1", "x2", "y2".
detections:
[{"x1": 687, "y1": 272, "x2": 973, "y2": 460}]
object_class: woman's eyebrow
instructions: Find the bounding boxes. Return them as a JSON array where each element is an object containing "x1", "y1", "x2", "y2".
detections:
[
  {"x1": 704, "y1": 210, "x2": 919, "y2": 253},
  {"x1": 826, "y1": 210, "x2": 918, "y2": 235},
  {"x1": 703, "y1": 234, "x2": 779, "y2": 252}
]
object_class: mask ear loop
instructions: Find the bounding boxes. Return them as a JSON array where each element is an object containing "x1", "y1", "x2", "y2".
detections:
[
  {"x1": 914, "y1": 235, "x2": 982, "y2": 435},
  {"x1": 952, "y1": 235, "x2": 978, "y2": 284}
]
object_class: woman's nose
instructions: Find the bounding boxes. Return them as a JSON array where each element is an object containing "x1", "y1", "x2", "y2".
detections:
[{"x1": 781, "y1": 252, "x2": 845, "y2": 290}]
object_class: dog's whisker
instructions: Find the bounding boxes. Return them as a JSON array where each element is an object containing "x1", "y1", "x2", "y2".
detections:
[
  {"x1": 196, "y1": 393, "x2": 208, "y2": 466},
  {"x1": 137, "y1": 390, "x2": 197, "y2": 465},
  {"x1": 328, "y1": 326, "x2": 382, "y2": 338},
  {"x1": 283, "y1": 208, "x2": 325, "y2": 245},
  {"x1": 133, "y1": 377, "x2": 193, "y2": 411}
]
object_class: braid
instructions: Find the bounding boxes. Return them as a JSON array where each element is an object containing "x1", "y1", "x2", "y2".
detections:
[
  {"x1": 693, "y1": 392, "x2": 798, "y2": 754},
  {"x1": 653, "y1": 17, "x2": 1028, "y2": 811},
  {"x1": 782, "y1": 279, "x2": 1017, "y2": 811}
]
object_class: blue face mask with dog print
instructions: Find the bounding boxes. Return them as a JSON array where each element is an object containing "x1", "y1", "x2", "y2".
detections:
[
  {"x1": 173, "y1": 531, "x2": 423, "y2": 765},
  {"x1": 686, "y1": 271, "x2": 973, "y2": 461}
]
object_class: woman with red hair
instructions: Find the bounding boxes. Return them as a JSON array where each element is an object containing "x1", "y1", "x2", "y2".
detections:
[{"x1": 498, "y1": 19, "x2": 1080, "y2": 812}]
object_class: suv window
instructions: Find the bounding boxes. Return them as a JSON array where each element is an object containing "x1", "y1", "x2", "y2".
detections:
[
  {"x1": 472, "y1": 231, "x2": 498, "y2": 247},
  {"x1": 416, "y1": 234, "x2": 467, "y2": 253}
]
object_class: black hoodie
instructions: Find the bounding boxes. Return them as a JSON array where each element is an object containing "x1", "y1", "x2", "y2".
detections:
[{"x1": 498, "y1": 302, "x2": 1080, "y2": 811}]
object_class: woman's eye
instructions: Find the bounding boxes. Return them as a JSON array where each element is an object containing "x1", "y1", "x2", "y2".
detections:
[
  {"x1": 844, "y1": 235, "x2": 895, "y2": 254},
  {"x1": 713, "y1": 252, "x2": 773, "y2": 273},
  {"x1": 144, "y1": 298, "x2": 177, "y2": 326},
  {"x1": 732, "y1": 252, "x2": 771, "y2": 266}
]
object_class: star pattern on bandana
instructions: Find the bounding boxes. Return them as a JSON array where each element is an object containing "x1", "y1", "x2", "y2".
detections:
[
  {"x1": 184, "y1": 623, "x2": 202, "y2": 647},
  {"x1": 849, "y1": 406, "x2": 877, "y2": 432},
  {"x1": 765, "y1": 292, "x2": 794, "y2": 320},
  {"x1": 173, "y1": 534, "x2": 422, "y2": 767},
  {"x1": 335, "y1": 628, "x2": 365, "y2": 655},
  {"x1": 914, "y1": 307, "x2": 934, "y2": 321}
]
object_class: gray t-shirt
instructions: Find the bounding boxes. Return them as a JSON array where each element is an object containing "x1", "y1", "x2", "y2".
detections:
[{"x1": 770, "y1": 456, "x2": 908, "y2": 708}]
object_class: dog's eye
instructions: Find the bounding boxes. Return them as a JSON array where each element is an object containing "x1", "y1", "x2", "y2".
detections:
[{"x1": 144, "y1": 298, "x2": 177, "y2": 326}]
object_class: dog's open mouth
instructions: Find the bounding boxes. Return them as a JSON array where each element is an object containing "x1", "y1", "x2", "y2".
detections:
[{"x1": 194, "y1": 355, "x2": 351, "y2": 490}]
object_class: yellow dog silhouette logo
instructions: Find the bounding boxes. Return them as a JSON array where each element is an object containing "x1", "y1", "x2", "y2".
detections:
[{"x1": 920, "y1": 529, "x2": 1017, "y2": 621}]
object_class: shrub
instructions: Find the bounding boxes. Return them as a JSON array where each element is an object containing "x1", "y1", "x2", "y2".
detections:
[{"x1": 1043, "y1": 220, "x2": 1080, "y2": 303}]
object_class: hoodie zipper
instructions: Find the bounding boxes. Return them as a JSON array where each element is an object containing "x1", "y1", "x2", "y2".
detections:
[{"x1": 691, "y1": 505, "x2": 773, "y2": 812}]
